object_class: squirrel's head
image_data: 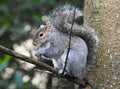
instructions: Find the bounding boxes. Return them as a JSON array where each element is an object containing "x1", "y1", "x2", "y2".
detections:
[{"x1": 33, "y1": 22, "x2": 53, "y2": 47}]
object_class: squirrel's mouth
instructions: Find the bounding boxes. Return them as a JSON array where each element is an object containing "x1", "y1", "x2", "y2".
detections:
[{"x1": 37, "y1": 43, "x2": 46, "y2": 50}]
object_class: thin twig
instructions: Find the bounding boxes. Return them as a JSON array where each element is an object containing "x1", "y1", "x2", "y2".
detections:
[
  {"x1": 0, "y1": 45, "x2": 86, "y2": 86},
  {"x1": 61, "y1": 5, "x2": 77, "y2": 75}
]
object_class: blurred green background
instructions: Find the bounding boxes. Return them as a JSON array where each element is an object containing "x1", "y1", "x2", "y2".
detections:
[{"x1": 0, "y1": 0, "x2": 84, "y2": 89}]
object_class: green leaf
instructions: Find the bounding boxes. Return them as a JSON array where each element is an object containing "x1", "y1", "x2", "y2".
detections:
[
  {"x1": 0, "y1": 55, "x2": 12, "y2": 71},
  {"x1": 23, "y1": 82, "x2": 30, "y2": 89},
  {"x1": 23, "y1": 81, "x2": 38, "y2": 89},
  {"x1": 47, "y1": 0, "x2": 54, "y2": 5},
  {"x1": 33, "y1": 14, "x2": 42, "y2": 22}
]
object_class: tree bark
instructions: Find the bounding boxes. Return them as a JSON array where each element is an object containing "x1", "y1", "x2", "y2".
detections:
[{"x1": 84, "y1": 0, "x2": 120, "y2": 89}]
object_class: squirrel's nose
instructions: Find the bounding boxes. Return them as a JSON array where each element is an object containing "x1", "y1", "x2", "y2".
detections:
[{"x1": 33, "y1": 40, "x2": 37, "y2": 46}]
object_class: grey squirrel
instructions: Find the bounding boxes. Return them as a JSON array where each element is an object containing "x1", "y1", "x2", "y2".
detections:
[{"x1": 33, "y1": 5, "x2": 98, "y2": 80}]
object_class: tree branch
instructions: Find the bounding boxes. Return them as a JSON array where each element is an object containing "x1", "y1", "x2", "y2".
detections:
[{"x1": 0, "y1": 45, "x2": 87, "y2": 87}]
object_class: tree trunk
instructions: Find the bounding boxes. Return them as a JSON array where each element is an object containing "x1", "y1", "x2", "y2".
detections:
[{"x1": 84, "y1": 0, "x2": 120, "y2": 89}]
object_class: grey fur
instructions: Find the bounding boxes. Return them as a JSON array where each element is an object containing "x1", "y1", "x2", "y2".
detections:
[
  {"x1": 33, "y1": 4, "x2": 98, "y2": 80},
  {"x1": 49, "y1": 4, "x2": 99, "y2": 67}
]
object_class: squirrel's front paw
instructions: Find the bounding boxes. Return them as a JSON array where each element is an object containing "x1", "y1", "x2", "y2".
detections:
[{"x1": 34, "y1": 51, "x2": 42, "y2": 57}]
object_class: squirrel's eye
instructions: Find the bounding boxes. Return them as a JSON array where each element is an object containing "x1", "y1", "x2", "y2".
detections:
[{"x1": 39, "y1": 32, "x2": 43, "y2": 37}]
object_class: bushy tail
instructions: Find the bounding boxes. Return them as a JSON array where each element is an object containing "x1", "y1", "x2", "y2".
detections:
[
  {"x1": 68, "y1": 24, "x2": 99, "y2": 67},
  {"x1": 49, "y1": 4, "x2": 83, "y2": 28},
  {"x1": 48, "y1": 4, "x2": 99, "y2": 67}
]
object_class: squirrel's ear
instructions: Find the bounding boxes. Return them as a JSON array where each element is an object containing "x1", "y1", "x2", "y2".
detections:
[{"x1": 46, "y1": 22, "x2": 52, "y2": 32}]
